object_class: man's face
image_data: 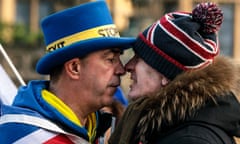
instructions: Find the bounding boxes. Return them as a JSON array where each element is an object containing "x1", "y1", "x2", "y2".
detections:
[
  {"x1": 79, "y1": 48, "x2": 125, "y2": 107},
  {"x1": 125, "y1": 54, "x2": 168, "y2": 100}
]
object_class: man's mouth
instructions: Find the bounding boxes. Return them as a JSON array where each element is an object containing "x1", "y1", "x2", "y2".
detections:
[{"x1": 110, "y1": 82, "x2": 120, "y2": 87}]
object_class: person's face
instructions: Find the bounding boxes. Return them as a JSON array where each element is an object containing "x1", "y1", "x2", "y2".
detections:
[
  {"x1": 79, "y1": 48, "x2": 125, "y2": 107},
  {"x1": 125, "y1": 54, "x2": 169, "y2": 100}
]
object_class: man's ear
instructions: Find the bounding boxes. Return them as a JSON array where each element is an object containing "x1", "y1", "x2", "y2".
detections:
[{"x1": 64, "y1": 58, "x2": 81, "y2": 79}]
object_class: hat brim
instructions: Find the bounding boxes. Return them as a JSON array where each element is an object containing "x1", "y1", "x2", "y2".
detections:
[{"x1": 36, "y1": 37, "x2": 135, "y2": 74}]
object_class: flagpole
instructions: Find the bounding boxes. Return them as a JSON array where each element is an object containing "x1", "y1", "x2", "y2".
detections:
[{"x1": 0, "y1": 44, "x2": 26, "y2": 86}]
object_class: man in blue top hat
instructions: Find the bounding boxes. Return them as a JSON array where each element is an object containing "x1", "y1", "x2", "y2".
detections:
[{"x1": 0, "y1": 1, "x2": 135, "y2": 143}]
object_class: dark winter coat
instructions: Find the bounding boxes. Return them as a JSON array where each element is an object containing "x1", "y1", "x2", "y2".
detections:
[{"x1": 109, "y1": 56, "x2": 240, "y2": 144}]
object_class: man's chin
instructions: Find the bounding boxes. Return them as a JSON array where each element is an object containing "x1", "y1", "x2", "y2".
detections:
[
  {"x1": 102, "y1": 97, "x2": 114, "y2": 106},
  {"x1": 108, "y1": 86, "x2": 118, "y2": 94},
  {"x1": 101, "y1": 86, "x2": 117, "y2": 105}
]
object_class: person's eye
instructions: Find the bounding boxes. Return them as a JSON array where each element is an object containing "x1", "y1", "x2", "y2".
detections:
[{"x1": 107, "y1": 58, "x2": 115, "y2": 63}]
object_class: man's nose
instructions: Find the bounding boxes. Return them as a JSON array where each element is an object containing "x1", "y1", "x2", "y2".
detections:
[{"x1": 116, "y1": 62, "x2": 126, "y2": 75}]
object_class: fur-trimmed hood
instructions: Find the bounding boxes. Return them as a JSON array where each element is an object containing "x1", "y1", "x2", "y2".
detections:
[
  {"x1": 109, "y1": 56, "x2": 240, "y2": 144},
  {"x1": 135, "y1": 55, "x2": 240, "y2": 142}
]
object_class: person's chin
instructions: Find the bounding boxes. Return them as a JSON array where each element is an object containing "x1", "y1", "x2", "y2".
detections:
[
  {"x1": 103, "y1": 90, "x2": 115, "y2": 103},
  {"x1": 102, "y1": 96, "x2": 114, "y2": 106},
  {"x1": 109, "y1": 85, "x2": 118, "y2": 93},
  {"x1": 128, "y1": 90, "x2": 141, "y2": 101}
]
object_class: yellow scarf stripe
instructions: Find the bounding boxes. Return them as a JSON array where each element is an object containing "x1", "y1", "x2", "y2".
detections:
[
  {"x1": 46, "y1": 24, "x2": 120, "y2": 52},
  {"x1": 41, "y1": 90, "x2": 97, "y2": 142},
  {"x1": 41, "y1": 90, "x2": 82, "y2": 126},
  {"x1": 87, "y1": 112, "x2": 97, "y2": 142}
]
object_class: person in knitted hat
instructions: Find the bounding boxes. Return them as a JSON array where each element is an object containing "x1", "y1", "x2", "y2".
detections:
[
  {"x1": 109, "y1": 2, "x2": 240, "y2": 144},
  {"x1": 0, "y1": 1, "x2": 135, "y2": 143}
]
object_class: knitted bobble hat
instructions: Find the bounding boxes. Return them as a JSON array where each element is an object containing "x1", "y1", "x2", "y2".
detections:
[{"x1": 133, "y1": 2, "x2": 223, "y2": 80}]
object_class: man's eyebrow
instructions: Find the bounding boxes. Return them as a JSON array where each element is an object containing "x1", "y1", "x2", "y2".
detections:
[
  {"x1": 104, "y1": 48, "x2": 123, "y2": 55},
  {"x1": 111, "y1": 48, "x2": 123, "y2": 54}
]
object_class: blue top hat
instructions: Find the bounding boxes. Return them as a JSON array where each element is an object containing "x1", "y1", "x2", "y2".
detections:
[{"x1": 36, "y1": 1, "x2": 135, "y2": 74}]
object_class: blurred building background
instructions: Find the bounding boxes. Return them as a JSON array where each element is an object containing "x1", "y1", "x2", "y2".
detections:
[{"x1": 0, "y1": 0, "x2": 240, "y2": 94}]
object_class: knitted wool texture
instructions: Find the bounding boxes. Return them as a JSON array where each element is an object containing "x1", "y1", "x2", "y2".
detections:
[{"x1": 133, "y1": 2, "x2": 223, "y2": 80}]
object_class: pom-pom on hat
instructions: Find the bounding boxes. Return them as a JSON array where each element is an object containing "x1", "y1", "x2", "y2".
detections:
[
  {"x1": 36, "y1": 1, "x2": 135, "y2": 74},
  {"x1": 133, "y1": 2, "x2": 223, "y2": 80}
]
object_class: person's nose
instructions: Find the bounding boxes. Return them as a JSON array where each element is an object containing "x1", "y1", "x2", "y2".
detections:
[
  {"x1": 125, "y1": 58, "x2": 135, "y2": 72},
  {"x1": 115, "y1": 61, "x2": 126, "y2": 76}
]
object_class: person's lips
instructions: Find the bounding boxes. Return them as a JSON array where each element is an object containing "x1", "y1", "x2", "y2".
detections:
[
  {"x1": 111, "y1": 84, "x2": 120, "y2": 87},
  {"x1": 110, "y1": 81, "x2": 120, "y2": 87}
]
